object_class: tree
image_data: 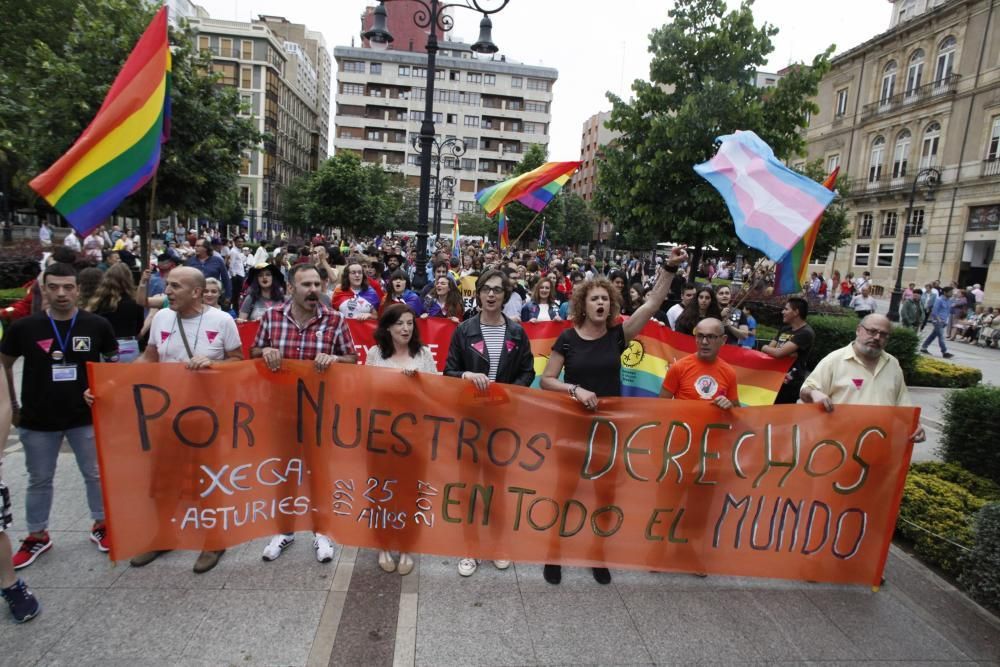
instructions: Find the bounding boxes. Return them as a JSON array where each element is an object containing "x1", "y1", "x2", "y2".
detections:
[
  {"x1": 798, "y1": 160, "x2": 852, "y2": 261},
  {"x1": 549, "y1": 193, "x2": 597, "y2": 248},
  {"x1": 458, "y1": 211, "x2": 495, "y2": 239},
  {"x1": 280, "y1": 173, "x2": 313, "y2": 232},
  {"x1": 308, "y1": 152, "x2": 399, "y2": 238},
  {"x1": 595, "y1": 0, "x2": 833, "y2": 271}
]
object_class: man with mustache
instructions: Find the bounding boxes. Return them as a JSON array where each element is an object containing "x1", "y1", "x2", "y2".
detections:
[
  {"x1": 800, "y1": 314, "x2": 925, "y2": 443},
  {"x1": 251, "y1": 263, "x2": 358, "y2": 563}
]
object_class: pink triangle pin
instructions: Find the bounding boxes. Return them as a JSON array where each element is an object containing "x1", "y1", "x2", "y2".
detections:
[{"x1": 852, "y1": 378, "x2": 864, "y2": 389}]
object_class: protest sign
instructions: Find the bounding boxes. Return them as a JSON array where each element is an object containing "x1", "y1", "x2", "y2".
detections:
[{"x1": 89, "y1": 360, "x2": 916, "y2": 586}]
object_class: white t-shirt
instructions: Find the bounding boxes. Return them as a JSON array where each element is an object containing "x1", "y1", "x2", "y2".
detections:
[
  {"x1": 667, "y1": 303, "x2": 685, "y2": 330},
  {"x1": 149, "y1": 307, "x2": 241, "y2": 362}
]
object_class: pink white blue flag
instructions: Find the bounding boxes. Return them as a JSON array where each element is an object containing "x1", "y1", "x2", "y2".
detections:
[{"x1": 694, "y1": 130, "x2": 836, "y2": 261}]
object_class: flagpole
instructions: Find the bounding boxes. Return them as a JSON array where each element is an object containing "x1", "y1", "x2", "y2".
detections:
[
  {"x1": 510, "y1": 210, "x2": 544, "y2": 247},
  {"x1": 141, "y1": 175, "x2": 157, "y2": 271}
]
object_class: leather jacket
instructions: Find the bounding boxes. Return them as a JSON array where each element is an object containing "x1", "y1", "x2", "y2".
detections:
[{"x1": 444, "y1": 314, "x2": 535, "y2": 386}]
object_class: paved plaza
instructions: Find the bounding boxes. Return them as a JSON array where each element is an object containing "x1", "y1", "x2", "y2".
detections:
[{"x1": 1, "y1": 336, "x2": 999, "y2": 665}]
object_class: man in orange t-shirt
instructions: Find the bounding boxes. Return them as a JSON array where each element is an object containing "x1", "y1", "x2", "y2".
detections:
[{"x1": 661, "y1": 317, "x2": 740, "y2": 409}]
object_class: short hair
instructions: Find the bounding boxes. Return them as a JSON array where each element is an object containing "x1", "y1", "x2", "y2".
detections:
[
  {"x1": 205, "y1": 277, "x2": 223, "y2": 291},
  {"x1": 682, "y1": 282, "x2": 698, "y2": 293},
  {"x1": 156, "y1": 253, "x2": 176, "y2": 265},
  {"x1": 51, "y1": 246, "x2": 78, "y2": 265},
  {"x1": 42, "y1": 261, "x2": 78, "y2": 284},
  {"x1": 432, "y1": 259, "x2": 450, "y2": 273},
  {"x1": 571, "y1": 277, "x2": 622, "y2": 328},
  {"x1": 786, "y1": 296, "x2": 809, "y2": 319},
  {"x1": 476, "y1": 269, "x2": 510, "y2": 300},
  {"x1": 289, "y1": 262, "x2": 320, "y2": 284}
]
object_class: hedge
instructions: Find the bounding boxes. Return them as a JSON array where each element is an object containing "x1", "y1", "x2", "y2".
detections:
[
  {"x1": 743, "y1": 294, "x2": 852, "y2": 328},
  {"x1": 807, "y1": 315, "x2": 919, "y2": 381},
  {"x1": 941, "y1": 386, "x2": 1000, "y2": 485},
  {"x1": 896, "y1": 462, "x2": 999, "y2": 574},
  {"x1": 0, "y1": 238, "x2": 43, "y2": 289},
  {"x1": 959, "y1": 502, "x2": 1000, "y2": 614},
  {"x1": 908, "y1": 355, "x2": 982, "y2": 388}
]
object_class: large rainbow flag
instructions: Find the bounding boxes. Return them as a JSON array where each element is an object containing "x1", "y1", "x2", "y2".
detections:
[
  {"x1": 694, "y1": 131, "x2": 835, "y2": 262},
  {"x1": 29, "y1": 6, "x2": 172, "y2": 235},
  {"x1": 773, "y1": 167, "x2": 839, "y2": 295},
  {"x1": 498, "y1": 207, "x2": 509, "y2": 250},
  {"x1": 475, "y1": 161, "x2": 580, "y2": 217}
]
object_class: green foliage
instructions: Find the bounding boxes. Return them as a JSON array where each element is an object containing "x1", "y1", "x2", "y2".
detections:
[
  {"x1": 941, "y1": 386, "x2": 1000, "y2": 485},
  {"x1": 959, "y1": 502, "x2": 1000, "y2": 614},
  {"x1": 911, "y1": 463, "x2": 1000, "y2": 501},
  {"x1": 595, "y1": 0, "x2": 833, "y2": 270},
  {"x1": 803, "y1": 315, "x2": 918, "y2": 379},
  {"x1": 795, "y1": 160, "x2": 852, "y2": 261},
  {"x1": 897, "y1": 468, "x2": 987, "y2": 574},
  {"x1": 306, "y1": 152, "x2": 400, "y2": 238},
  {"x1": 458, "y1": 211, "x2": 495, "y2": 239},
  {"x1": 909, "y1": 355, "x2": 982, "y2": 389},
  {"x1": 280, "y1": 174, "x2": 313, "y2": 231}
]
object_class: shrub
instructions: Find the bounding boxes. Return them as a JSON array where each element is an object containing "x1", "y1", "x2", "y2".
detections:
[
  {"x1": 0, "y1": 238, "x2": 43, "y2": 289},
  {"x1": 959, "y1": 502, "x2": 1000, "y2": 614},
  {"x1": 909, "y1": 356, "x2": 982, "y2": 388},
  {"x1": 911, "y1": 462, "x2": 1000, "y2": 501},
  {"x1": 897, "y1": 469, "x2": 987, "y2": 574},
  {"x1": 805, "y1": 315, "x2": 919, "y2": 379},
  {"x1": 941, "y1": 387, "x2": 1000, "y2": 485},
  {"x1": 743, "y1": 293, "x2": 852, "y2": 328}
]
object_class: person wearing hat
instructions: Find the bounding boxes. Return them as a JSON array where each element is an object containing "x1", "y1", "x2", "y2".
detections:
[{"x1": 237, "y1": 264, "x2": 286, "y2": 322}]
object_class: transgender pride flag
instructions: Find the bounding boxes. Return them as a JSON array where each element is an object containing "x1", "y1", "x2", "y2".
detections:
[{"x1": 694, "y1": 130, "x2": 836, "y2": 261}]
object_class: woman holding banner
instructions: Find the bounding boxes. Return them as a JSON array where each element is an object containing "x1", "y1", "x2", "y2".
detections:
[
  {"x1": 539, "y1": 246, "x2": 687, "y2": 585},
  {"x1": 366, "y1": 304, "x2": 437, "y2": 575}
]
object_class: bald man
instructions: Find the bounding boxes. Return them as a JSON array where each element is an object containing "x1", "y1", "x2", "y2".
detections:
[
  {"x1": 661, "y1": 318, "x2": 740, "y2": 409},
  {"x1": 801, "y1": 314, "x2": 924, "y2": 442},
  {"x1": 131, "y1": 266, "x2": 243, "y2": 573}
]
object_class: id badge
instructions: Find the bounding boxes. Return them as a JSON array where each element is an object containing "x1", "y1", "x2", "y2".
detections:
[{"x1": 52, "y1": 363, "x2": 78, "y2": 382}]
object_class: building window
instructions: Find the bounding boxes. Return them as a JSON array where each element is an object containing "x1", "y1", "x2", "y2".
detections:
[
  {"x1": 221, "y1": 37, "x2": 233, "y2": 57},
  {"x1": 467, "y1": 72, "x2": 482, "y2": 83},
  {"x1": 464, "y1": 115, "x2": 479, "y2": 127},
  {"x1": 341, "y1": 83, "x2": 364, "y2": 96},
  {"x1": 881, "y1": 211, "x2": 898, "y2": 237},
  {"x1": 854, "y1": 244, "x2": 871, "y2": 267},
  {"x1": 463, "y1": 137, "x2": 478, "y2": 150},
  {"x1": 343, "y1": 60, "x2": 365, "y2": 73},
  {"x1": 935, "y1": 36, "x2": 956, "y2": 84},
  {"x1": 880, "y1": 60, "x2": 897, "y2": 105},
  {"x1": 920, "y1": 122, "x2": 940, "y2": 168},
  {"x1": 240, "y1": 66, "x2": 252, "y2": 89},
  {"x1": 525, "y1": 101, "x2": 547, "y2": 113},
  {"x1": 857, "y1": 213, "x2": 874, "y2": 239},
  {"x1": 987, "y1": 116, "x2": 1000, "y2": 160},
  {"x1": 370, "y1": 62, "x2": 382, "y2": 75},
  {"x1": 413, "y1": 67, "x2": 426, "y2": 78},
  {"x1": 526, "y1": 78, "x2": 549, "y2": 91},
  {"x1": 435, "y1": 68, "x2": 445, "y2": 80},
  {"x1": 407, "y1": 154, "x2": 420, "y2": 166},
  {"x1": 906, "y1": 49, "x2": 924, "y2": 96},
  {"x1": 239, "y1": 93, "x2": 253, "y2": 116},
  {"x1": 459, "y1": 201, "x2": 476, "y2": 212},
  {"x1": 877, "y1": 243, "x2": 895, "y2": 267},
  {"x1": 892, "y1": 130, "x2": 911, "y2": 179},
  {"x1": 903, "y1": 240, "x2": 920, "y2": 268},
  {"x1": 826, "y1": 154, "x2": 840, "y2": 172},
  {"x1": 484, "y1": 74, "x2": 495, "y2": 85},
  {"x1": 398, "y1": 65, "x2": 409, "y2": 76},
  {"x1": 835, "y1": 88, "x2": 848, "y2": 117},
  {"x1": 461, "y1": 158, "x2": 475, "y2": 171},
  {"x1": 241, "y1": 39, "x2": 253, "y2": 60},
  {"x1": 369, "y1": 87, "x2": 383, "y2": 97},
  {"x1": 906, "y1": 208, "x2": 925, "y2": 235},
  {"x1": 511, "y1": 76, "x2": 522, "y2": 88},
  {"x1": 366, "y1": 130, "x2": 383, "y2": 141},
  {"x1": 968, "y1": 205, "x2": 1000, "y2": 231},
  {"x1": 868, "y1": 137, "x2": 885, "y2": 184},
  {"x1": 447, "y1": 113, "x2": 457, "y2": 124},
  {"x1": 198, "y1": 35, "x2": 210, "y2": 52}
]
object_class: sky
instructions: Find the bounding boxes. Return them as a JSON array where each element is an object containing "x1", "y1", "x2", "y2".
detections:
[{"x1": 192, "y1": 0, "x2": 894, "y2": 159}]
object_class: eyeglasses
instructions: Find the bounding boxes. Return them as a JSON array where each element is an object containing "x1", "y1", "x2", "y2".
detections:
[
  {"x1": 861, "y1": 326, "x2": 891, "y2": 339},
  {"x1": 694, "y1": 333, "x2": 723, "y2": 342},
  {"x1": 479, "y1": 285, "x2": 505, "y2": 295}
]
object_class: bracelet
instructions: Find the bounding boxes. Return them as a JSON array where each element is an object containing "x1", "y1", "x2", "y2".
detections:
[{"x1": 569, "y1": 384, "x2": 579, "y2": 399}]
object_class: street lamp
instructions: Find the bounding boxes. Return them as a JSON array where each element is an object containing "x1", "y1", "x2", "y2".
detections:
[
  {"x1": 888, "y1": 167, "x2": 940, "y2": 322},
  {"x1": 412, "y1": 134, "x2": 465, "y2": 238},
  {"x1": 364, "y1": 0, "x2": 508, "y2": 288}
]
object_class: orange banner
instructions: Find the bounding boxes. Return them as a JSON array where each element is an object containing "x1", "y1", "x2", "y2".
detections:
[{"x1": 89, "y1": 360, "x2": 917, "y2": 586}]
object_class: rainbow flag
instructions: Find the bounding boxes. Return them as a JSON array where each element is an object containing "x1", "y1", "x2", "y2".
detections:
[
  {"x1": 773, "y1": 167, "x2": 839, "y2": 295},
  {"x1": 475, "y1": 161, "x2": 580, "y2": 217},
  {"x1": 29, "y1": 6, "x2": 171, "y2": 235},
  {"x1": 519, "y1": 321, "x2": 793, "y2": 407},
  {"x1": 694, "y1": 131, "x2": 835, "y2": 262},
  {"x1": 498, "y1": 207, "x2": 509, "y2": 250},
  {"x1": 451, "y1": 213, "x2": 460, "y2": 258}
]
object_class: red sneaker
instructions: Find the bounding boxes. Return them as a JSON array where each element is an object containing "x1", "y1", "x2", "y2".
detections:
[
  {"x1": 12, "y1": 534, "x2": 52, "y2": 570},
  {"x1": 90, "y1": 522, "x2": 110, "y2": 553}
]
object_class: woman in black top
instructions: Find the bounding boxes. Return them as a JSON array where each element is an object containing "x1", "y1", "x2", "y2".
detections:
[
  {"x1": 85, "y1": 263, "x2": 144, "y2": 361},
  {"x1": 674, "y1": 285, "x2": 722, "y2": 335},
  {"x1": 539, "y1": 246, "x2": 687, "y2": 585}
]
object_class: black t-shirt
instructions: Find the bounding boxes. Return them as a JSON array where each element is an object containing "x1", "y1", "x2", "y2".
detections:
[
  {"x1": 97, "y1": 296, "x2": 145, "y2": 339},
  {"x1": 553, "y1": 326, "x2": 627, "y2": 397},
  {"x1": 774, "y1": 323, "x2": 815, "y2": 381},
  {"x1": 1, "y1": 310, "x2": 117, "y2": 431},
  {"x1": 724, "y1": 308, "x2": 749, "y2": 345}
]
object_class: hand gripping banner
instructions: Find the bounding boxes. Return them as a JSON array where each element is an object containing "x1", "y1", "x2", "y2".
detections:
[{"x1": 89, "y1": 360, "x2": 917, "y2": 587}]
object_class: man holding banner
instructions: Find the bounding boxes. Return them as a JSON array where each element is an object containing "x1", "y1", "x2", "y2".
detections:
[{"x1": 661, "y1": 318, "x2": 739, "y2": 409}]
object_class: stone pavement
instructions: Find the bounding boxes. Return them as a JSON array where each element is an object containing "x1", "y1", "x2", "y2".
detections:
[{"x1": 1, "y1": 445, "x2": 999, "y2": 666}]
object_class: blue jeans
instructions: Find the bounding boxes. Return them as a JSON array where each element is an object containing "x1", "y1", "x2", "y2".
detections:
[
  {"x1": 922, "y1": 318, "x2": 948, "y2": 354},
  {"x1": 18, "y1": 426, "x2": 104, "y2": 532}
]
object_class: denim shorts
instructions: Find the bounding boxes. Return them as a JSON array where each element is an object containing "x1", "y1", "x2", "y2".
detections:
[{"x1": 0, "y1": 482, "x2": 11, "y2": 534}]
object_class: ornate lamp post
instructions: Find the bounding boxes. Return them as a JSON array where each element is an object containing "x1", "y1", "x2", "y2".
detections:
[
  {"x1": 888, "y1": 167, "x2": 940, "y2": 322},
  {"x1": 412, "y1": 135, "x2": 465, "y2": 239},
  {"x1": 363, "y1": 0, "x2": 508, "y2": 288}
]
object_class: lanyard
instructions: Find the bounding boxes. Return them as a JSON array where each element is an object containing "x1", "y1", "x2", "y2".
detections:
[{"x1": 48, "y1": 311, "x2": 78, "y2": 355}]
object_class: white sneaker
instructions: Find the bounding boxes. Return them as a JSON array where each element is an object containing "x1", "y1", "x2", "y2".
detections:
[
  {"x1": 262, "y1": 534, "x2": 294, "y2": 561},
  {"x1": 457, "y1": 558, "x2": 479, "y2": 576},
  {"x1": 314, "y1": 535, "x2": 335, "y2": 563},
  {"x1": 493, "y1": 560, "x2": 512, "y2": 570}
]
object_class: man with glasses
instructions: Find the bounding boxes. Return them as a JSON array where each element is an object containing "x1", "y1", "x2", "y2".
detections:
[
  {"x1": 660, "y1": 318, "x2": 739, "y2": 409},
  {"x1": 801, "y1": 314, "x2": 925, "y2": 443}
]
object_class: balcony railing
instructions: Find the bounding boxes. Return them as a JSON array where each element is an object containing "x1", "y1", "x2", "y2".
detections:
[
  {"x1": 848, "y1": 165, "x2": 942, "y2": 198},
  {"x1": 860, "y1": 74, "x2": 960, "y2": 121},
  {"x1": 983, "y1": 158, "x2": 1000, "y2": 178}
]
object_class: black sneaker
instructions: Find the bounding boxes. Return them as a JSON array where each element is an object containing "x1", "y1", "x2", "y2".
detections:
[
  {"x1": 591, "y1": 567, "x2": 612, "y2": 585},
  {"x1": 1, "y1": 578, "x2": 41, "y2": 623},
  {"x1": 543, "y1": 564, "x2": 562, "y2": 585},
  {"x1": 943, "y1": 352, "x2": 954, "y2": 358},
  {"x1": 920, "y1": 348, "x2": 931, "y2": 355}
]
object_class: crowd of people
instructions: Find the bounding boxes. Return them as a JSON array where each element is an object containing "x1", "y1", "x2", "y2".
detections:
[{"x1": 0, "y1": 224, "x2": 933, "y2": 622}]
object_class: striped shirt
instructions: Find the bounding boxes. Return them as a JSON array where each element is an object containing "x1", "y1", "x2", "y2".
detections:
[{"x1": 481, "y1": 323, "x2": 507, "y2": 381}]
